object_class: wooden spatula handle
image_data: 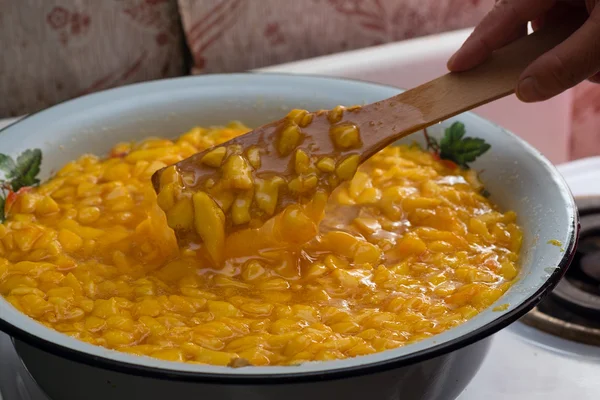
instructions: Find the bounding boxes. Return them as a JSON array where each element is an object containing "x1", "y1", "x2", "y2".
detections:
[{"x1": 357, "y1": 22, "x2": 579, "y2": 159}]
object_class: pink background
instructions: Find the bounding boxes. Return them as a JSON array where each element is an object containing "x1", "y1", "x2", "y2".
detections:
[{"x1": 0, "y1": 0, "x2": 597, "y2": 160}]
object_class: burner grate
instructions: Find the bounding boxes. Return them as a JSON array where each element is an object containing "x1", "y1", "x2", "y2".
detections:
[{"x1": 522, "y1": 196, "x2": 600, "y2": 346}]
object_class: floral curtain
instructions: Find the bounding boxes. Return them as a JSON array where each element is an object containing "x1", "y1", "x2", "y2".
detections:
[{"x1": 0, "y1": 0, "x2": 597, "y2": 160}]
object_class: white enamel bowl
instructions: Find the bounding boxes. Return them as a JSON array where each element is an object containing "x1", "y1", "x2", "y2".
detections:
[{"x1": 0, "y1": 74, "x2": 577, "y2": 400}]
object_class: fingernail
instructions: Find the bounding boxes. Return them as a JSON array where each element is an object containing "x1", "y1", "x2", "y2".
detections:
[{"x1": 517, "y1": 77, "x2": 540, "y2": 102}]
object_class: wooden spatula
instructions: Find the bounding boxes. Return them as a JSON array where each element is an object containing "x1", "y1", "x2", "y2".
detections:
[{"x1": 152, "y1": 23, "x2": 576, "y2": 263}]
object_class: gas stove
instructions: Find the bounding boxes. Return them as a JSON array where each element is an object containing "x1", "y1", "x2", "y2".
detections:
[
  {"x1": 1, "y1": 158, "x2": 600, "y2": 400},
  {"x1": 521, "y1": 196, "x2": 600, "y2": 347}
]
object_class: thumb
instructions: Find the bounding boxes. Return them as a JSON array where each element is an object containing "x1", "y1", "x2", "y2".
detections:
[{"x1": 517, "y1": 8, "x2": 600, "y2": 102}]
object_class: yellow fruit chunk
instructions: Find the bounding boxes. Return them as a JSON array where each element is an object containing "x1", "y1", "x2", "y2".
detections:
[
  {"x1": 222, "y1": 154, "x2": 253, "y2": 189},
  {"x1": 193, "y1": 192, "x2": 225, "y2": 264},
  {"x1": 288, "y1": 175, "x2": 318, "y2": 194},
  {"x1": 156, "y1": 182, "x2": 178, "y2": 211},
  {"x1": 327, "y1": 106, "x2": 344, "y2": 124},
  {"x1": 58, "y1": 229, "x2": 83, "y2": 253},
  {"x1": 231, "y1": 190, "x2": 253, "y2": 225},
  {"x1": 201, "y1": 147, "x2": 227, "y2": 167},
  {"x1": 294, "y1": 149, "x2": 311, "y2": 174},
  {"x1": 330, "y1": 123, "x2": 361, "y2": 149},
  {"x1": 254, "y1": 177, "x2": 284, "y2": 216},
  {"x1": 159, "y1": 165, "x2": 181, "y2": 188},
  {"x1": 277, "y1": 124, "x2": 303, "y2": 156},
  {"x1": 275, "y1": 206, "x2": 318, "y2": 244},
  {"x1": 166, "y1": 196, "x2": 194, "y2": 231},
  {"x1": 397, "y1": 233, "x2": 427, "y2": 256},
  {"x1": 287, "y1": 109, "x2": 308, "y2": 124},
  {"x1": 316, "y1": 157, "x2": 336, "y2": 172},
  {"x1": 246, "y1": 147, "x2": 261, "y2": 168},
  {"x1": 336, "y1": 154, "x2": 360, "y2": 180}
]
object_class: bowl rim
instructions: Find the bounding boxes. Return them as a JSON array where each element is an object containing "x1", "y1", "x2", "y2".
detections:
[{"x1": 0, "y1": 72, "x2": 579, "y2": 384}]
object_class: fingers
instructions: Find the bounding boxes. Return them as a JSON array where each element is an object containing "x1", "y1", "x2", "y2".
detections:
[
  {"x1": 531, "y1": 16, "x2": 545, "y2": 32},
  {"x1": 517, "y1": 7, "x2": 600, "y2": 101},
  {"x1": 448, "y1": 0, "x2": 556, "y2": 71},
  {"x1": 531, "y1": 1, "x2": 582, "y2": 32},
  {"x1": 589, "y1": 71, "x2": 600, "y2": 84}
]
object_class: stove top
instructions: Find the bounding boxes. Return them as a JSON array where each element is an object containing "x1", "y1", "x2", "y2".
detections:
[
  {"x1": 2, "y1": 158, "x2": 600, "y2": 400},
  {"x1": 521, "y1": 196, "x2": 600, "y2": 346}
]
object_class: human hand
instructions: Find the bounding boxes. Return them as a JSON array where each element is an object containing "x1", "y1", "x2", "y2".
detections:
[{"x1": 447, "y1": 0, "x2": 600, "y2": 102}]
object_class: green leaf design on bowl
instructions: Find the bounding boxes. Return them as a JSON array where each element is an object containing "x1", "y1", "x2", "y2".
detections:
[
  {"x1": 424, "y1": 122, "x2": 491, "y2": 169},
  {"x1": 0, "y1": 149, "x2": 43, "y2": 222}
]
